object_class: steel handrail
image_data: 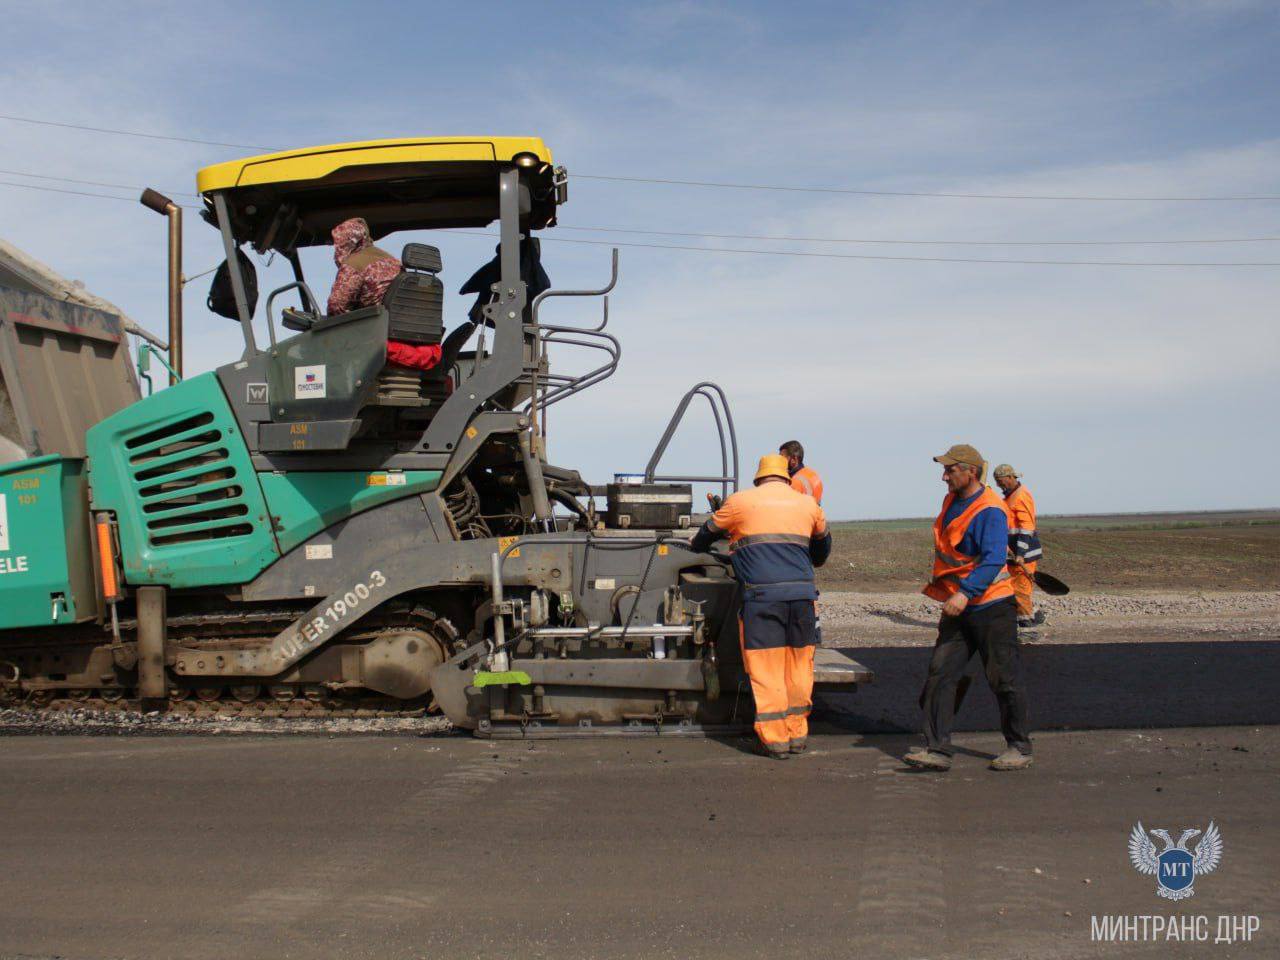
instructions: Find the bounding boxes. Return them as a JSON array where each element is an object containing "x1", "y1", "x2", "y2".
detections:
[
  {"x1": 526, "y1": 250, "x2": 620, "y2": 433},
  {"x1": 533, "y1": 329, "x2": 621, "y2": 409},
  {"x1": 264, "y1": 280, "x2": 322, "y2": 348},
  {"x1": 644, "y1": 382, "x2": 740, "y2": 500}
]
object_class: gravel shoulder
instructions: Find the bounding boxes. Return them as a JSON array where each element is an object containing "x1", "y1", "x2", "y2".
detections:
[
  {"x1": 821, "y1": 514, "x2": 1280, "y2": 593},
  {"x1": 820, "y1": 590, "x2": 1280, "y2": 647}
]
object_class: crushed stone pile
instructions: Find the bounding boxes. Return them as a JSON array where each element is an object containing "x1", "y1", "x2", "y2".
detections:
[
  {"x1": 817, "y1": 590, "x2": 1280, "y2": 644},
  {"x1": 821, "y1": 590, "x2": 1280, "y2": 622}
]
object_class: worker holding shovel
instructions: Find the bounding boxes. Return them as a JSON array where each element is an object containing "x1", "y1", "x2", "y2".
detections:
[
  {"x1": 993, "y1": 464, "x2": 1046, "y2": 631},
  {"x1": 904, "y1": 444, "x2": 1034, "y2": 773}
]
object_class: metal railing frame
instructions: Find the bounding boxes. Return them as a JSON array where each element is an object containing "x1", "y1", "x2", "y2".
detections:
[{"x1": 643, "y1": 382, "x2": 740, "y2": 501}]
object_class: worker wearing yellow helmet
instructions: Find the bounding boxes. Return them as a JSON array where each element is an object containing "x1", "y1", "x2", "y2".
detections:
[{"x1": 691, "y1": 454, "x2": 832, "y2": 758}]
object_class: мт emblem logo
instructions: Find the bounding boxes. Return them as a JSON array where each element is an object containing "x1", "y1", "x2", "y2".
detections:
[{"x1": 1128, "y1": 821, "x2": 1223, "y2": 900}]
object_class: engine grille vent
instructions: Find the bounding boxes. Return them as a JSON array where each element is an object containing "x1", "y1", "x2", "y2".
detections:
[{"x1": 124, "y1": 411, "x2": 255, "y2": 546}]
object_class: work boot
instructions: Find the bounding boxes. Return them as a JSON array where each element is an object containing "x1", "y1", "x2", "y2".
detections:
[
  {"x1": 1019, "y1": 610, "x2": 1048, "y2": 628},
  {"x1": 755, "y1": 741, "x2": 790, "y2": 761},
  {"x1": 902, "y1": 749, "x2": 952, "y2": 771},
  {"x1": 789, "y1": 738, "x2": 808, "y2": 755},
  {"x1": 989, "y1": 748, "x2": 1034, "y2": 771}
]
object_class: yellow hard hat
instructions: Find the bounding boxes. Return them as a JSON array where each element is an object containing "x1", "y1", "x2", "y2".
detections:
[{"x1": 754, "y1": 454, "x2": 791, "y2": 483}]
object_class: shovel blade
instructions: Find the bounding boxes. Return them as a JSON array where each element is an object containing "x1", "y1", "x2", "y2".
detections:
[{"x1": 1033, "y1": 570, "x2": 1070, "y2": 596}]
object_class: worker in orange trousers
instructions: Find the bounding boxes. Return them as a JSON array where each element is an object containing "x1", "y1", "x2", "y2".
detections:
[
  {"x1": 691, "y1": 455, "x2": 832, "y2": 758},
  {"x1": 993, "y1": 464, "x2": 1045, "y2": 629}
]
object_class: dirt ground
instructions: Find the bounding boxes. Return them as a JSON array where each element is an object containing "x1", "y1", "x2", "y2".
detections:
[
  {"x1": 821, "y1": 511, "x2": 1280, "y2": 593},
  {"x1": 818, "y1": 590, "x2": 1280, "y2": 646}
]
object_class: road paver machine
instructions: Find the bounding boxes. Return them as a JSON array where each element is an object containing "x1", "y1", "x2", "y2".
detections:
[{"x1": 0, "y1": 137, "x2": 868, "y2": 734}]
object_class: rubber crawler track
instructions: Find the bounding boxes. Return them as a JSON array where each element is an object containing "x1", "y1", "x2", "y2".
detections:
[{"x1": 1, "y1": 605, "x2": 457, "y2": 720}]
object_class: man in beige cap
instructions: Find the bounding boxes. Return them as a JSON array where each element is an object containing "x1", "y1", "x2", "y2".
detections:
[
  {"x1": 993, "y1": 464, "x2": 1044, "y2": 629},
  {"x1": 904, "y1": 443, "x2": 1033, "y2": 772}
]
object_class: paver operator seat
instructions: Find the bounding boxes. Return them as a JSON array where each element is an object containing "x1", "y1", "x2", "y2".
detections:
[{"x1": 273, "y1": 241, "x2": 452, "y2": 426}]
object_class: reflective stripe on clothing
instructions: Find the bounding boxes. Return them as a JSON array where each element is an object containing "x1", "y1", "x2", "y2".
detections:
[
  {"x1": 1004, "y1": 484, "x2": 1040, "y2": 562},
  {"x1": 937, "y1": 569, "x2": 1011, "y2": 588},
  {"x1": 923, "y1": 488, "x2": 1016, "y2": 607},
  {"x1": 709, "y1": 482, "x2": 828, "y2": 600},
  {"x1": 755, "y1": 704, "x2": 811, "y2": 721},
  {"x1": 735, "y1": 532, "x2": 813, "y2": 549},
  {"x1": 783, "y1": 645, "x2": 815, "y2": 744},
  {"x1": 739, "y1": 603, "x2": 817, "y2": 749},
  {"x1": 790, "y1": 466, "x2": 824, "y2": 504}
]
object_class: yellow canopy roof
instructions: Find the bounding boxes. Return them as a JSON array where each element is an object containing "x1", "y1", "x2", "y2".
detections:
[
  {"x1": 195, "y1": 137, "x2": 560, "y2": 249},
  {"x1": 197, "y1": 136, "x2": 553, "y2": 193}
]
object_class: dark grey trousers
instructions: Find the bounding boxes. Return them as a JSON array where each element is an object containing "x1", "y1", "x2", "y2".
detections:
[{"x1": 921, "y1": 597, "x2": 1032, "y2": 756}]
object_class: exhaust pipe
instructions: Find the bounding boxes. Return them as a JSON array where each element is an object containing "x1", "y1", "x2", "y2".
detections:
[{"x1": 139, "y1": 188, "x2": 183, "y2": 384}]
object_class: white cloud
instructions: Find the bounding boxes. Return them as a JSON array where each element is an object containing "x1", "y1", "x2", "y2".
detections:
[{"x1": 1, "y1": 2, "x2": 1276, "y2": 519}]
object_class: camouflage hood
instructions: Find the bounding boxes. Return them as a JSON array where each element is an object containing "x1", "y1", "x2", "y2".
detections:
[{"x1": 331, "y1": 217, "x2": 372, "y2": 266}]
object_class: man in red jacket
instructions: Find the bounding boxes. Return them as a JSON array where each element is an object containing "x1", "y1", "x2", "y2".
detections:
[{"x1": 327, "y1": 217, "x2": 442, "y2": 371}]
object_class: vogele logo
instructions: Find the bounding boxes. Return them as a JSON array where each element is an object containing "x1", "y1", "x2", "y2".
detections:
[{"x1": 1129, "y1": 821, "x2": 1223, "y2": 900}]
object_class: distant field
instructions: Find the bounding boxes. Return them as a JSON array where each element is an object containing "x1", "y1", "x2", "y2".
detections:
[{"x1": 822, "y1": 510, "x2": 1280, "y2": 593}]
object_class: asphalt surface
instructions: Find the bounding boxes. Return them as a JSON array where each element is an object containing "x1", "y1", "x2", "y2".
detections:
[
  {"x1": 1, "y1": 725, "x2": 1276, "y2": 960},
  {"x1": 820, "y1": 638, "x2": 1280, "y2": 732}
]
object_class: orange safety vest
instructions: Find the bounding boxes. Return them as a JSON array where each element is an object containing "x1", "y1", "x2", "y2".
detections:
[
  {"x1": 1005, "y1": 484, "x2": 1036, "y2": 534},
  {"x1": 790, "y1": 465, "x2": 824, "y2": 504},
  {"x1": 1004, "y1": 483, "x2": 1042, "y2": 563},
  {"x1": 923, "y1": 487, "x2": 1015, "y2": 606}
]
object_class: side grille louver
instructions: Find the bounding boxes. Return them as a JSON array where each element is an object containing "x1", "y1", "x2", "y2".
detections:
[{"x1": 124, "y1": 410, "x2": 255, "y2": 546}]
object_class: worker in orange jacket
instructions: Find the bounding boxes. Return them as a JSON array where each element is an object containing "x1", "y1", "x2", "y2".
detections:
[
  {"x1": 905, "y1": 444, "x2": 1033, "y2": 772},
  {"x1": 691, "y1": 455, "x2": 832, "y2": 759},
  {"x1": 993, "y1": 464, "x2": 1044, "y2": 629},
  {"x1": 780, "y1": 440, "x2": 823, "y2": 504}
]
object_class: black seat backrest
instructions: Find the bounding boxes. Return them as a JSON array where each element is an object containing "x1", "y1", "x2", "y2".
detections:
[{"x1": 384, "y1": 243, "x2": 444, "y2": 344}]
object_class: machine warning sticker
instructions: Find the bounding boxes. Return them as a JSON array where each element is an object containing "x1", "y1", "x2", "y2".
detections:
[
  {"x1": 367, "y1": 473, "x2": 407, "y2": 487},
  {"x1": 305, "y1": 544, "x2": 333, "y2": 560},
  {"x1": 294, "y1": 365, "x2": 327, "y2": 399},
  {"x1": 246, "y1": 382, "x2": 268, "y2": 404}
]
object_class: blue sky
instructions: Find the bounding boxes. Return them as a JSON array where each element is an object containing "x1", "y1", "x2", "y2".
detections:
[{"x1": 2, "y1": 0, "x2": 1277, "y2": 519}]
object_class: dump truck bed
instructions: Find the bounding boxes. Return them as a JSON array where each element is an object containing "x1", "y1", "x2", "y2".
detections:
[{"x1": 0, "y1": 283, "x2": 140, "y2": 463}]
